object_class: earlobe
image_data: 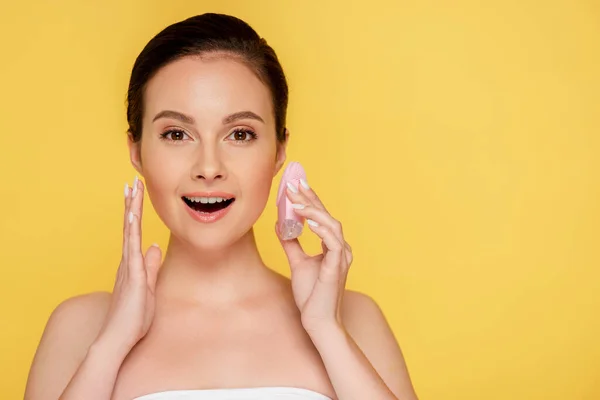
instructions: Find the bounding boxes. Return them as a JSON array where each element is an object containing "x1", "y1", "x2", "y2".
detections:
[
  {"x1": 274, "y1": 128, "x2": 289, "y2": 176},
  {"x1": 127, "y1": 134, "x2": 143, "y2": 174}
]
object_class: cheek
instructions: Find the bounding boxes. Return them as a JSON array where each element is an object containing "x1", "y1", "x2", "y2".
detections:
[
  {"x1": 140, "y1": 147, "x2": 183, "y2": 219},
  {"x1": 240, "y1": 154, "x2": 277, "y2": 211},
  {"x1": 144, "y1": 171, "x2": 176, "y2": 226}
]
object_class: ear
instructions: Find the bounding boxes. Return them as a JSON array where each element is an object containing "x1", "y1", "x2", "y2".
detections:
[
  {"x1": 274, "y1": 128, "x2": 289, "y2": 176},
  {"x1": 127, "y1": 133, "x2": 143, "y2": 175}
]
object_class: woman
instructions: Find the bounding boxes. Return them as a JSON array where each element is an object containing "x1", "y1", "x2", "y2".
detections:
[{"x1": 24, "y1": 13, "x2": 418, "y2": 400}]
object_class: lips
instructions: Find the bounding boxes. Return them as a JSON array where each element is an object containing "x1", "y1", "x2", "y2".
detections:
[
  {"x1": 182, "y1": 196, "x2": 235, "y2": 213},
  {"x1": 181, "y1": 191, "x2": 236, "y2": 223}
]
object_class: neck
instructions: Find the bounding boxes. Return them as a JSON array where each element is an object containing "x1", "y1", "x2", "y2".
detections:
[{"x1": 155, "y1": 228, "x2": 275, "y2": 305}]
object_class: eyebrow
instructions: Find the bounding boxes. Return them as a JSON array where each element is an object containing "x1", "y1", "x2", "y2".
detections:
[{"x1": 152, "y1": 110, "x2": 265, "y2": 125}]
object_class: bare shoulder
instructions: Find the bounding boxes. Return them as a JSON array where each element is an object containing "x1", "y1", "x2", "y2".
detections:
[
  {"x1": 24, "y1": 291, "x2": 112, "y2": 400},
  {"x1": 341, "y1": 290, "x2": 418, "y2": 399},
  {"x1": 341, "y1": 289, "x2": 385, "y2": 323},
  {"x1": 40, "y1": 291, "x2": 112, "y2": 345},
  {"x1": 341, "y1": 290, "x2": 397, "y2": 337},
  {"x1": 341, "y1": 290, "x2": 397, "y2": 348}
]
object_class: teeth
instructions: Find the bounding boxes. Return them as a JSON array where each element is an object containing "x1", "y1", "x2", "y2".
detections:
[{"x1": 185, "y1": 196, "x2": 229, "y2": 203}]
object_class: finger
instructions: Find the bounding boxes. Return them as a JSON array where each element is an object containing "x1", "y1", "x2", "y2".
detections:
[
  {"x1": 145, "y1": 244, "x2": 162, "y2": 293},
  {"x1": 132, "y1": 176, "x2": 145, "y2": 245},
  {"x1": 289, "y1": 181, "x2": 353, "y2": 266},
  {"x1": 137, "y1": 178, "x2": 145, "y2": 227},
  {"x1": 290, "y1": 204, "x2": 344, "y2": 244},
  {"x1": 322, "y1": 241, "x2": 354, "y2": 268},
  {"x1": 275, "y1": 222, "x2": 307, "y2": 265},
  {"x1": 296, "y1": 178, "x2": 328, "y2": 211},
  {"x1": 306, "y1": 221, "x2": 344, "y2": 283},
  {"x1": 122, "y1": 182, "x2": 133, "y2": 265},
  {"x1": 292, "y1": 204, "x2": 353, "y2": 265},
  {"x1": 285, "y1": 183, "x2": 313, "y2": 208},
  {"x1": 344, "y1": 242, "x2": 353, "y2": 267},
  {"x1": 306, "y1": 222, "x2": 344, "y2": 317},
  {"x1": 119, "y1": 182, "x2": 134, "y2": 284},
  {"x1": 321, "y1": 240, "x2": 328, "y2": 256},
  {"x1": 128, "y1": 177, "x2": 145, "y2": 279}
]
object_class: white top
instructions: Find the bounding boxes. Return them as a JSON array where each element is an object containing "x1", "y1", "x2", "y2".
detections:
[{"x1": 132, "y1": 387, "x2": 333, "y2": 400}]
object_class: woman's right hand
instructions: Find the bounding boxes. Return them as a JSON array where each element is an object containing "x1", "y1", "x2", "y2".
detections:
[{"x1": 95, "y1": 176, "x2": 163, "y2": 357}]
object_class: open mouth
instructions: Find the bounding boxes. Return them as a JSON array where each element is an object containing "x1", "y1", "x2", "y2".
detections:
[{"x1": 182, "y1": 196, "x2": 235, "y2": 213}]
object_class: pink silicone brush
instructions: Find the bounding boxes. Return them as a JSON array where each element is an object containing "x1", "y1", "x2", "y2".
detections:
[{"x1": 277, "y1": 161, "x2": 307, "y2": 240}]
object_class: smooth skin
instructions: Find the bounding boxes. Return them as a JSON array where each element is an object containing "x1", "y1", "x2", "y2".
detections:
[{"x1": 24, "y1": 55, "x2": 418, "y2": 400}]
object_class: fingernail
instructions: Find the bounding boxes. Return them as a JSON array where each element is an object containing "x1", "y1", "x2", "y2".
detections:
[
  {"x1": 151, "y1": 243, "x2": 160, "y2": 248},
  {"x1": 307, "y1": 219, "x2": 319, "y2": 227},
  {"x1": 124, "y1": 183, "x2": 129, "y2": 198},
  {"x1": 132, "y1": 176, "x2": 138, "y2": 198},
  {"x1": 291, "y1": 203, "x2": 305, "y2": 209},
  {"x1": 286, "y1": 182, "x2": 298, "y2": 194},
  {"x1": 300, "y1": 178, "x2": 310, "y2": 190},
  {"x1": 128, "y1": 211, "x2": 134, "y2": 224}
]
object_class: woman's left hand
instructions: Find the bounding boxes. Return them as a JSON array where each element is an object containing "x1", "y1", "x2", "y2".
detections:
[{"x1": 276, "y1": 179, "x2": 353, "y2": 336}]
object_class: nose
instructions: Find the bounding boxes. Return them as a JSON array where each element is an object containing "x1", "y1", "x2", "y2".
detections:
[{"x1": 191, "y1": 142, "x2": 227, "y2": 182}]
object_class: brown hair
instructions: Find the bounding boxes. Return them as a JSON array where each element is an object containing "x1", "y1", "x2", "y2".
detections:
[{"x1": 126, "y1": 13, "x2": 289, "y2": 143}]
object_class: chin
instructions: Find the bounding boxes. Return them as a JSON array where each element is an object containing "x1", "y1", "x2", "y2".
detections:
[
  {"x1": 187, "y1": 228, "x2": 248, "y2": 251},
  {"x1": 155, "y1": 195, "x2": 265, "y2": 251},
  {"x1": 176, "y1": 212, "x2": 257, "y2": 252}
]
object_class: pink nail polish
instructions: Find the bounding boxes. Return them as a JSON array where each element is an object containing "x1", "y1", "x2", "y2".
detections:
[{"x1": 277, "y1": 162, "x2": 307, "y2": 240}]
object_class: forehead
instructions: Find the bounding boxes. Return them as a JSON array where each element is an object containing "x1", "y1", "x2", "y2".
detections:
[{"x1": 143, "y1": 55, "x2": 274, "y2": 126}]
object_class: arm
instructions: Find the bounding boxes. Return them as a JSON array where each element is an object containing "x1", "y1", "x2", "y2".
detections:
[
  {"x1": 24, "y1": 178, "x2": 162, "y2": 399},
  {"x1": 309, "y1": 290, "x2": 418, "y2": 400},
  {"x1": 24, "y1": 292, "x2": 125, "y2": 400},
  {"x1": 278, "y1": 180, "x2": 418, "y2": 399},
  {"x1": 58, "y1": 339, "x2": 128, "y2": 400}
]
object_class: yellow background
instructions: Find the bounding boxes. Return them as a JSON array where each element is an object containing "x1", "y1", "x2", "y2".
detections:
[{"x1": 1, "y1": 1, "x2": 598, "y2": 398}]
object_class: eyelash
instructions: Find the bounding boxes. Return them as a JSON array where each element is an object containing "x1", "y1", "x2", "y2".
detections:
[
  {"x1": 229, "y1": 128, "x2": 258, "y2": 142},
  {"x1": 159, "y1": 128, "x2": 258, "y2": 144}
]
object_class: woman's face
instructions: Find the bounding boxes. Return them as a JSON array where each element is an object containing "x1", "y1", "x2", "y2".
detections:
[{"x1": 129, "y1": 55, "x2": 286, "y2": 250}]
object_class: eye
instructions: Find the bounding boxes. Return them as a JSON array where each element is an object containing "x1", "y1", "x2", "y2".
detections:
[
  {"x1": 159, "y1": 129, "x2": 190, "y2": 142},
  {"x1": 227, "y1": 128, "x2": 258, "y2": 143}
]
